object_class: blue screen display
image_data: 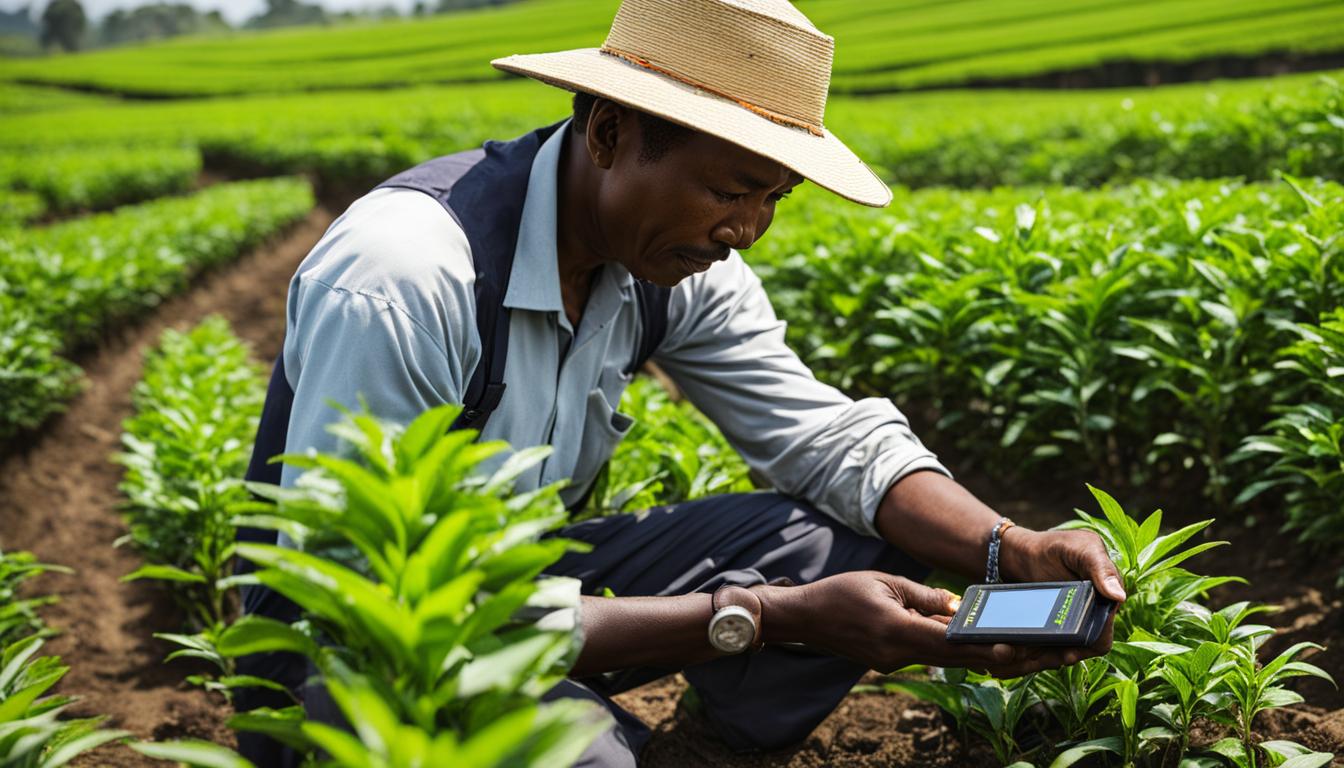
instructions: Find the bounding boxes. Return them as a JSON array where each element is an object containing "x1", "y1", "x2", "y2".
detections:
[{"x1": 977, "y1": 588, "x2": 1060, "y2": 629}]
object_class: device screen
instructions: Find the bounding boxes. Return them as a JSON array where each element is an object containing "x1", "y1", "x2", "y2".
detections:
[{"x1": 977, "y1": 587, "x2": 1063, "y2": 628}]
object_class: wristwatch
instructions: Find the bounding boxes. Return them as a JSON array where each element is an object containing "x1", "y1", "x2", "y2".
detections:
[
  {"x1": 708, "y1": 578, "x2": 796, "y2": 653},
  {"x1": 708, "y1": 585, "x2": 763, "y2": 654}
]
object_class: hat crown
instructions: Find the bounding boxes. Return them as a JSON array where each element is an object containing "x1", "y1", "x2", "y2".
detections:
[{"x1": 601, "y1": 0, "x2": 833, "y2": 133}]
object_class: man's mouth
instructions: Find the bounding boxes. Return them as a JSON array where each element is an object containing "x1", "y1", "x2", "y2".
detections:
[{"x1": 676, "y1": 249, "x2": 727, "y2": 274}]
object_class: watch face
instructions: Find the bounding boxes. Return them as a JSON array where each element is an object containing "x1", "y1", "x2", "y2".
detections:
[{"x1": 711, "y1": 613, "x2": 754, "y2": 653}]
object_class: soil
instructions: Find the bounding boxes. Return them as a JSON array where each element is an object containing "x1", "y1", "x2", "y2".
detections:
[{"x1": 1, "y1": 194, "x2": 1341, "y2": 766}]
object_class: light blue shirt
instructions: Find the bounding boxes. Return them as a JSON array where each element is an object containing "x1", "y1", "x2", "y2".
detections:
[{"x1": 279, "y1": 119, "x2": 949, "y2": 537}]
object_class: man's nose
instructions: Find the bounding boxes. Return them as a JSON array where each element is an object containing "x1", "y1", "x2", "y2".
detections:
[{"x1": 712, "y1": 215, "x2": 757, "y2": 251}]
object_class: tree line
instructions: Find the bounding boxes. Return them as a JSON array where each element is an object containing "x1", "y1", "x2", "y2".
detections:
[{"x1": 19, "y1": 0, "x2": 519, "y2": 53}]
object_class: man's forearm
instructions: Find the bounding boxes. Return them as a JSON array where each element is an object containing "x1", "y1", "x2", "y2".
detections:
[
  {"x1": 875, "y1": 469, "x2": 1030, "y2": 582},
  {"x1": 569, "y1": 588, "x2": 813, "y2": 678}
]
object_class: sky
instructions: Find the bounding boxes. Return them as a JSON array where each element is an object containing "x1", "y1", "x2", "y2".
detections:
[{"x1": 0, "y1": 0, "x2": 420, "y2": 24}]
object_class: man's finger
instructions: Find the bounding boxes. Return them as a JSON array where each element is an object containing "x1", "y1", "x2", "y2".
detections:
[
  {"x1": 1082, "y1": 534, "x2": 1127, "y2": 602},
  {"x1": 890, "y1": 578, "x2": 959, "y2": 617}
]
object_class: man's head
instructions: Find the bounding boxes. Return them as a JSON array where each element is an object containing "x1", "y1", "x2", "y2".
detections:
[{"x1": 568, "y1": 92, "x2": 804, "y2": 288}]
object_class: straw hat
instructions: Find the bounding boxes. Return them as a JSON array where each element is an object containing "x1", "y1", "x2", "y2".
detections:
[{"x1": 491, "y1": 0, "x2": 891, "y2": 208}]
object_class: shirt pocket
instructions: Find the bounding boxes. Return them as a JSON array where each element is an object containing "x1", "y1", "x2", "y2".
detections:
[{"x1": 569, "y1": 386, "x2": 635, "y2": 501}]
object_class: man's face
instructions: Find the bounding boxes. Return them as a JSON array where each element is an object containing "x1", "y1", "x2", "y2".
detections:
[{"x1": 593, "y1": 117, "x2": 803, "y2": 288}]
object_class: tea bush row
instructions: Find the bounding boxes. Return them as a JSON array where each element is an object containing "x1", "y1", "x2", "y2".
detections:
[
  {"x1": 0, "y1": 146, "x2": 201, "y2": 216},
  {"x1": 833, "y1": 73, "x2": 1343, "y2": 187},
  {"x1": 754, "y1": 175, "x2": 1344, "y2": 549},
  {"x1": 114, "y1": 316, "x2": 266, "y2": 699},
  {"x1": 0, "y1": 177, "x2": 313, "y2": 439}
]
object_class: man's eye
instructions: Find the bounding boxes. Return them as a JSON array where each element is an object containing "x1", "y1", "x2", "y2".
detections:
[
  {"x1": 769, "y1": 190, "x2": 793, "y2": 203},
  {"x1": 712, "y1": 188, "x2": 745, "y2": 203}
]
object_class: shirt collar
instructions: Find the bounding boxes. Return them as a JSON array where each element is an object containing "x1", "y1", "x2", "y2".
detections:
[{"x1": 503, "y1": 118, "x2": 633, "y2": 313}]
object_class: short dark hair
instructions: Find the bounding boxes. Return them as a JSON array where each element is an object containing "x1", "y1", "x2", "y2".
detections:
[{"x1": 572, "y1": 91, "x2": 693, "y2": 165}]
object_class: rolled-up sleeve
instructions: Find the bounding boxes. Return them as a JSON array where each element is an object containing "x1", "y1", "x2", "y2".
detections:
[{"x1": 653, "y1": 252, "x2": 950, "y2": 537}]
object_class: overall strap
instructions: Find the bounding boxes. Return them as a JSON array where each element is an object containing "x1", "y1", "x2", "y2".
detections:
[{"x1": 626, "y1": 279, "x2": 673, "y2": 375}]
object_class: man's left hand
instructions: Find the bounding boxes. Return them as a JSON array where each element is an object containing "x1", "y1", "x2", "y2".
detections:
[{"x1": 1000, "y1": 526, "x2": 1128, "y2": 605}]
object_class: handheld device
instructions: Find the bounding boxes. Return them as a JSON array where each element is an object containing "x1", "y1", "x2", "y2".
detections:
[{"x1": 945, "y1": 581, "x2": 1114, "y2": 646}]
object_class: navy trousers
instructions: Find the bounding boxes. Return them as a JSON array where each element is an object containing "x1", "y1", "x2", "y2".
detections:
[{"x1": 235, "y1": 492, "x2": 931, "y2": 766}]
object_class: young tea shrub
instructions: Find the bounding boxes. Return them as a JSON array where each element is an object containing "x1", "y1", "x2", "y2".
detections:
[
  {"x1": 114, "y1": 316, "x2": 266, "y2": 694},
  {"x1": 182, "y1": 404, "x2": 608, "y2": 765}
]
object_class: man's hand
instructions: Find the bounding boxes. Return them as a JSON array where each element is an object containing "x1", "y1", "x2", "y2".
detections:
[
  {"x1": 999, "y1": 526, "x2": 1128, "y2": 604},
  {"x1": 757, "y1": 571, "x2": 1114, "y2": 678}
]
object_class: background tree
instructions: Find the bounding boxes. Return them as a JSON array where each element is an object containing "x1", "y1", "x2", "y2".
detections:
[{"x1": 40, "y1": 0, "x2": 86, "y2": 52}]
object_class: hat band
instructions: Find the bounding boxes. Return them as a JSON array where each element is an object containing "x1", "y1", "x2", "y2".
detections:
[{"x1": 599, "y1": 46, "x2": 824, "y2": 138}]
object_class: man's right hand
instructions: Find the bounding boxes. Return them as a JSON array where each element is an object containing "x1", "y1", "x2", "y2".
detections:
[{"x1": 757, "y1": 571, "x2": 1114, "y2": 677}]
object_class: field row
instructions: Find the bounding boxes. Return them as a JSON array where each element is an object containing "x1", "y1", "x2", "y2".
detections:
[
  {"x1": 0, "y1": 178, "x2": 314, "y2": 439},
  {"x1": 1, "y1": 0, "x2": 1336, "y2": 97},
  {"x1": 754, "y1": 175, "x2": 1344, "y2": 561},
  {"x1": 0, "y1": 71, "x2": 1336, "y2": 221}
]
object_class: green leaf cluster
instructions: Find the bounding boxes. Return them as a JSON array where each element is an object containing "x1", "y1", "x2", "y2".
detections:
[
  {"x1": 886, "y1": 486, "x2": 1335, "y2": 768},
  {"x1": 1235, "y1": 306, "x2": 1344, "y2": 574}
]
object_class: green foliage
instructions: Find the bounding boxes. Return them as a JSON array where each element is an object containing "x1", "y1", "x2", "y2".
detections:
[
  {"x1": 756, "y1": 176, "x2": 1344, "y2": 523},
  {"x1": 0, "y1": 189, "x2": 44, "y2": 227},
  {"x1": 885, "y1": 486, "x2": 1336, "y2": 768},
  {"x1": 0, "y1": 551, "x2": 127, "y2": 766},
  {"x1": 835, "y1": 73, "x2": 1344, "y2": 188},
  {"x1": 115, "y1": 317, "x2": 266, "y2": 696},
  {"x1": 0, "y1": 146, "x2": 201, "y2": 214},
  {"x1": 1235, "y1": 307, "x2": 1344, "y2": 573},
  {"x1": 580, "y1": 377, "x2": 752, "y2": 518},
  {"x1": 0, "y1": 549, "x2": 70, "y2": 648},
  {"x1": 0, "y1": 636, "x2": 130, "y2": 767},
  {"x1": 0, "y1": 177, "x2": 312, "y2": 440},
  {"x1": 191, "y1": 404, "x2": 607, "y2": 764}
]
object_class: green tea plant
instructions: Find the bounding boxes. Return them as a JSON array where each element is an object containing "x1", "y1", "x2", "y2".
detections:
[
  {"x1": 185, "y1": 404, "x2": 607, "y2": 764},
  {"x1": 882, "y1": 486, "x2": 1335, "y2": 767},
  {"x1": 115, "y1": 317, "x2": 266, "y2": 694},
  {"x1": 581, "y1": 376, "x2": 752, "y2": 518}
]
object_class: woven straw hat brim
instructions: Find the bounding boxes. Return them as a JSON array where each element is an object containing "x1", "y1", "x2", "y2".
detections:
[{"x1": 492, "y1": 49, "x2": 892, "y2": 208}]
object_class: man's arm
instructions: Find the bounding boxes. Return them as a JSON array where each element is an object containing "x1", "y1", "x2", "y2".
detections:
[
  {"x1": 653, "y1": 252, "x2": 948, "y2": 537},
  {"x1": 875, "y1": 470, "x2": 1129, "y2": 600}
]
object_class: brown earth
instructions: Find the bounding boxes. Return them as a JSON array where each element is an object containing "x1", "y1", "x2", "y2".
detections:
[
  {"x1": 2, "y1": 198, "x2": 1342, "y2": 766},
  {"x1": 0, "y1": 207, "x2": 334, "y2": 766}
]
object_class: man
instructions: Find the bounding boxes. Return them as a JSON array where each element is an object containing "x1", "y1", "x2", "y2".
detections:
[{"x1": 239, "y1": 0, "x2": 1126, "y2": 765}]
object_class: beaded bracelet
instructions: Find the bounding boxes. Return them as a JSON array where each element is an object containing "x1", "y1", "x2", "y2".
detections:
[{"x1": 986, "y1": 517, "x2": 1016, "y2": 583}]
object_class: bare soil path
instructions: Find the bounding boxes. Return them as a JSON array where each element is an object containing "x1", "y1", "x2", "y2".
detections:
[{"x1": 0, "y1": 207, "x2": 333, "y2": 766}]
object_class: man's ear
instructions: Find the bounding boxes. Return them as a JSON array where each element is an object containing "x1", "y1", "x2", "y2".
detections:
[{"x1": 585, "y1": 98, "x2": 626, "y2": 171}]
